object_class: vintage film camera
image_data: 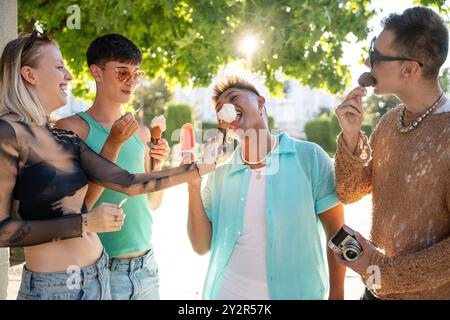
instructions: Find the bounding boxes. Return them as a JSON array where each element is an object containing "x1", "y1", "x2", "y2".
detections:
[{"x1": 328, "y1": 225, "x2": 363, "y2": 261}]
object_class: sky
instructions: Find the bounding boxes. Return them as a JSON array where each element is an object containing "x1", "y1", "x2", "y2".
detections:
[{"x1": 343, "y1": 0, "x2": 450, "y2": 87}]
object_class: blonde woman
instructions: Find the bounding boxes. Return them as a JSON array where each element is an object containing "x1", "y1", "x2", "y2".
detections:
[{"x1": 0, "y1": 31, "x2": 221, "y2": 300}]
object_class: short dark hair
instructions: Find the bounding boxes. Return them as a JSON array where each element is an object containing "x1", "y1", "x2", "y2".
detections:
[
  {"x1": 382, "y1": 6, "x2": 448, "y2": 78},
  {"x1": 212, "y1": 76, "x2": 260, "y2": 104},
  {"x1": 86, "y1": 33, "x2": 142, "y2": 67}
]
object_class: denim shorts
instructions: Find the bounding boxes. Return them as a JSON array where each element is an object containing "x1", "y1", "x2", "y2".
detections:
[
  {"x1": 109, "y1": 249, "x2": 160, "y2": 300},
  {"x1": 17, "y1": 250, "x2": 111, "y2": 300}
]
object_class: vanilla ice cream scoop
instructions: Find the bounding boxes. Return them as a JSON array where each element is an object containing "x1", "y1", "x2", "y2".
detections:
[
  {"x1": 151, "y1": 115, "x2": 166, "y2": 132},
  {"x1": 217, "y1": 103, "x2": 237, "y2": 124}
]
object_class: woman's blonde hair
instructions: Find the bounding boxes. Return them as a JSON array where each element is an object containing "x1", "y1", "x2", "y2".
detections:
[{"x1": 0, "y1": 32, "x2": 55, "y2": 126}]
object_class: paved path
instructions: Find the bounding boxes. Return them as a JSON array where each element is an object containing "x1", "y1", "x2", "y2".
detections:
[{"x1": 7, "y1": 185, "x2": 372, "y2": 300}]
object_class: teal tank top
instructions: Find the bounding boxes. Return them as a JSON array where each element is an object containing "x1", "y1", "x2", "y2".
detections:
[{"x1": 77, "y1": 112, "x2": 153, "y2": 258}]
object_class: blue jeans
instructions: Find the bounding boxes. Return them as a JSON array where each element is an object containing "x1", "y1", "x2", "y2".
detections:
[
  {"x1": 109, "y1": 249, "x2": 160, "y2": 300},
  {"x1": 17, "y1": 250, "x2": 111, "y2": 300}
]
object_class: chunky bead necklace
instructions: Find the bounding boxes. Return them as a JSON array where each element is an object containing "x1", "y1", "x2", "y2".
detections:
[{"x1": 397, "y1": 93, "x2": 444, "y2": 133}]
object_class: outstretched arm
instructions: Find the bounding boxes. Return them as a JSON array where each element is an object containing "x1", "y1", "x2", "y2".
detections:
[{"x1": 78, "y1": 133, "x2": 221, "y2": 196}]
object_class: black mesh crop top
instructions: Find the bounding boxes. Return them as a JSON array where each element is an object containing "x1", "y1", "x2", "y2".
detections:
[{"x1": 0, "y1": 115, "x2": 204, "y2": 247}]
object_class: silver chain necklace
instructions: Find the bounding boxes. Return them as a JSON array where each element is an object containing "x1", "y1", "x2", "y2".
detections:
[{"x1": 397, "y1": 93, "x2": 444, "y2": 133}]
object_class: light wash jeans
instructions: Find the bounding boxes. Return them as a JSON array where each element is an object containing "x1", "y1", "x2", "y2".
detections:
[
  {"x1": 0, "y1": 248, "x2": 9, "y2": 300},
  {"x1": 109, "y1": 249, "x2": 160, "y2": 300},
  {"x1": 17, "y1": 250, "x2": 111, "y2": 300}
]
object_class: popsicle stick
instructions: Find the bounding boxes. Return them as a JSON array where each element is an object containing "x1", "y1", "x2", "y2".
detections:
[
  {"x1": 118, "y1": 198, "x2": 128, "y2": 208},
  {"x1": 132, "y1": 107, "x2": 142, "y2": 115}
]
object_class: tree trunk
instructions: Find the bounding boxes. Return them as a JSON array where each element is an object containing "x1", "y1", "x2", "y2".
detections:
[{"x1": 0, "y1": 0, "x2": 18, "y2": 300}]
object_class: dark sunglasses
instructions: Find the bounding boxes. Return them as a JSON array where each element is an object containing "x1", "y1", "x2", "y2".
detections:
[
  {"x1": 369, "y1": 36, "x2": 423, "y2": 69},
  {"x1": 23, "y1": 30, "x2": 51, "y2": 53}
]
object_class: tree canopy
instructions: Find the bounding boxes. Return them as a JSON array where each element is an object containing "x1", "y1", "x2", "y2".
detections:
[
  {"x1": 18, "y1": 1, "x2": 448, "y2": 97},
  {"x1": 19, "y1": 0, "x2": 376, "y2": 96}
]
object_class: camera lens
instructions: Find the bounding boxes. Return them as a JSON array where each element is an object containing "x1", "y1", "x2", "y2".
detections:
[
  {"x1": 343, "y1": 241, "x2": 362, "y2": 261},
  {"x1": 344, "y1": 248, "x2": 358, "y2": 260}
]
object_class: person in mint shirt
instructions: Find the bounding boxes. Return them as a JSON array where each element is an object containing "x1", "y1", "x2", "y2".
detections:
[
  {"x1": 56, "y1": 34, "x2": 170, "y2": 300},
  {"x1": 187, "y1": 76, "x2": 346, "y2": 300}
]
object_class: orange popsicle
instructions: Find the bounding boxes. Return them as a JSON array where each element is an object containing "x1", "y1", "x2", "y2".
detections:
[{"x1": 180, "y1": 123, "x2": 195, "y2": 163}]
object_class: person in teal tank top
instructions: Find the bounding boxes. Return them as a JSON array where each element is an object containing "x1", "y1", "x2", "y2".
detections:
[{"x1": 56, "y1": 34, "x2": 170, "y2": 300}]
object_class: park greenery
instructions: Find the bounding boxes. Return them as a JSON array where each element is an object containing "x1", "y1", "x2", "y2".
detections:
[
  {"x1": 17, "y1": 0, "x2": 449, "y2": 153},
  {"x1": 19, "y1": 0, "x2": 377, "y2": 96},
  {"x1": 18, "y1": 0, "x2": 448, "y2": 96}
]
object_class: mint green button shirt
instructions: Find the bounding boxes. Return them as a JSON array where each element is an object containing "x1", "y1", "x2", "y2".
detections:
[{"x1": 201, "y1": 133, "x2": 340, "y2": 300}]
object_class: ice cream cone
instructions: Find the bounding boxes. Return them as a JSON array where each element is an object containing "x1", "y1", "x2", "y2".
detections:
[
  {"x1": 151, "y1": 126, "x2": 162, "y2": 145},
  {"x1": 150, "y1": 115, "x2": 166, "y2": 145}
]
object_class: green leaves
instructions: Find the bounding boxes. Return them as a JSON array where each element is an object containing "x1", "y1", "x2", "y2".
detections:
[
  {"x1": 164, "y1": 103, "x2": 194, "y2": 146},
  {"x1": 415, "y1": 0, "x2": 449, "y2": 12},
  {"x1": 19, "y1": 0, "x2": 375, "y2": 96}
]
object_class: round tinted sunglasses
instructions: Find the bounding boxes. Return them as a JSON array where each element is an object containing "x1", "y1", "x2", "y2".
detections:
[
  {"x1": 98, "y1": 65, "x2": 146, "y2": 84},
  {"x1": 113, "y1": 67, "x2": 146, "y2": 84}
]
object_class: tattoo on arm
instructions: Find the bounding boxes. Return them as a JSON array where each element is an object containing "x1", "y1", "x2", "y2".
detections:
[{"x1": 9, "y1": 222, "x2": 31, "y2": 244}]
